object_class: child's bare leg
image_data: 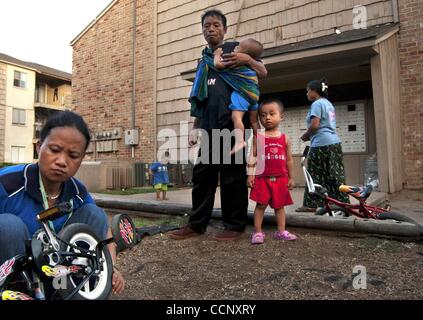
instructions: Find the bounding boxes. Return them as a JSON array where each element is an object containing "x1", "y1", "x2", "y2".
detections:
[
  {"x1": 156, "y1": 190, "x2": 161, "y2": 200},
  {"x1": 275, "y1": 207, "x2": 287, "y2": 232},
  {"x1": 231, "y1": 111, "x2": 246, "y2": 155},
  {"x1": 254, "y1": 204, "x2": 267, "y2": 233},
  {"x1": 163, "y1": 190, "x2": 168, "y2": 200}
]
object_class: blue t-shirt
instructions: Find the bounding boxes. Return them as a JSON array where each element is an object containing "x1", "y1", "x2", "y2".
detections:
[
  {"x1": 0, "y1": 163, "x2": 95, "y2": 237},
  {"x1": 306, "y1": 98, "x2": 341, "y2": 147},
  {"x1": 150, "y1": 162, "x2": 169, "y2": 185}
]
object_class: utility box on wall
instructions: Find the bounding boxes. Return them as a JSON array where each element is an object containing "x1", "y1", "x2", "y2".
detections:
[{"x1": 125, "y1": 129, "x2": 139, "y2": 146}]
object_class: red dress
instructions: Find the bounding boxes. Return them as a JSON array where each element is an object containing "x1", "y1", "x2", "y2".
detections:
[{"x1": 250, "y1": 133, "x2": 294, "y2": 209}]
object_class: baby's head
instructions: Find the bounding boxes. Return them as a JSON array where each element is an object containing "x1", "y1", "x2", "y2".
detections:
[{"x1": 235, "y1": 38, "x2": 264, "y2": 60}]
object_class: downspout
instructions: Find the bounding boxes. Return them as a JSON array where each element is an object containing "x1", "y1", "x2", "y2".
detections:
[
  {"x1": 392, "y1": 0, "x2": 399, "y2": 23},
  {"x1": 153, "y1": 0, "x2": 158, "y2": 161},
  {"x1": 131, "y1": 0, "x2": 137, "y2": 158}
]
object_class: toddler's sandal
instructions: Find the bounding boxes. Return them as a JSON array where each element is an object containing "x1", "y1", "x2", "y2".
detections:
[
  {"x1": 274, "y1": 230, "x2": 297, "y2": 241},
  {"x1": 251, "y1": 232, "x2": 265, "y2": 244}
]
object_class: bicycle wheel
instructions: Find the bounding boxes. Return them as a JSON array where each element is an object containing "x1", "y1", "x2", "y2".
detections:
[
  {"x1": 111, "y1": 214, "x2": 137, "y2": 252},
  {"x1": 315, "y1": 206, "x2": 350, "y2": 217},
  {"x1": 56, "y1": 223, "x2": 112, "y2": 300}
]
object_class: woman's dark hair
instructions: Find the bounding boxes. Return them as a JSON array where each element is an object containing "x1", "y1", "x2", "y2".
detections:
[
  {"x1": 201, "y1": 9, "x2": 227, "y2": 28},
  {"x1": 40, "y1": 110, "x2": 91, "y2": 150},
  {"x1": 307, "y1": 78, "x2": 329, "y2": 98},
  {"x1": 259, "y1": 98, "x2": 284, "y2": 113}
]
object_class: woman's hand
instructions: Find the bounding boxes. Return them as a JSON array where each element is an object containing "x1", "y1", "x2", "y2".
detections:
[{"x1": 112, "y1": 267, "x2": 125, "y2": 295}]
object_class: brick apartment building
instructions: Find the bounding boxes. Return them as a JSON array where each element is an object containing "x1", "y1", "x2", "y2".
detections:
[{"x1": 71, "y1": 0, "x2": 422, "y2": 192}]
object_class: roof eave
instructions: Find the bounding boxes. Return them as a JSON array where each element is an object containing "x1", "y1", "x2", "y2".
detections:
[{"x1": 70, "y1": 0, "x2": 119, "y2": 46}]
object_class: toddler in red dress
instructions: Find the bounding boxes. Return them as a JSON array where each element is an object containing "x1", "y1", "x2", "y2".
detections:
[{"x1": 247, "y1": 99, "x2": 297, "y2": 244}]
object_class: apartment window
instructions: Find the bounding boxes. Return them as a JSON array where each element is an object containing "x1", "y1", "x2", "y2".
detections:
[
  {"x1": 12, "y1": 108, "x2": 26, "y2": 125},
  {"x1": 11, "y1": 146, "x2": 26, "y2": 163},
  {"x1": 13, "y1": 70, "x2": 27, "y2": 88}
]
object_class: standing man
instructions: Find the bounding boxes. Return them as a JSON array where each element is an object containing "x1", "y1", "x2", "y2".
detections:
[{"x1": 168, "y1": 9, "x2": 267, "y2": 241}]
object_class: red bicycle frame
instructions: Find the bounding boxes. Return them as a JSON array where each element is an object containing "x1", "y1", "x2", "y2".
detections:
[{"x1": 301, "y1": 146, "x2": 388, "y2": 219}]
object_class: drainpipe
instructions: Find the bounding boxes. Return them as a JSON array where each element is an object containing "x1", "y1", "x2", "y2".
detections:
[
  {"x1": 131, "y1": 0, "x2": 137, "y2": 158},
  {"x1": 153, "y1": 0, "x2": 158, "y2": 161},
  {"x1": 392, "y1": 0, "x2": 399, "y2": 23}
]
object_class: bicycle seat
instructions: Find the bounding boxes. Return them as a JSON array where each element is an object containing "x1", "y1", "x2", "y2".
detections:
[{"x1": 339, "y1": 184, "x2": 373, "y2": 199}]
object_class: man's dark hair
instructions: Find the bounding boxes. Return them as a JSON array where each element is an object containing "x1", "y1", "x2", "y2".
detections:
[
  {"x1": 259, "y1": 98, "x2": 284, "y2": 113},
  {"x1": 40, "y1": 110, "x2": 91, "y2": 150},
  {"x1": 201, "y1": 9, "x2": 227, "y2": 28},
  {"x1": 307, "y1": 78, "x2": 329, "y2": 98}
]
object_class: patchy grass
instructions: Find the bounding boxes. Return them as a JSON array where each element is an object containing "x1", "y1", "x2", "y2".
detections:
[{"x1": 131, "y1": 215, "x2": 189, "y2": 228}]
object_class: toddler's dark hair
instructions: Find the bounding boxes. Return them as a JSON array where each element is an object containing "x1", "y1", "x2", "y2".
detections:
[{"x1": 259, "y1": 98, "x2": 284, "y2": 113}]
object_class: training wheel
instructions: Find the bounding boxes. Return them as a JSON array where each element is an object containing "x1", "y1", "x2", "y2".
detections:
[{"x1": 111, "y1": 214, "x2": 137, "y2": 252}]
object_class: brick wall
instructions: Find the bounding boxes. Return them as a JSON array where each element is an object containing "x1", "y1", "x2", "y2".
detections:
[
  {"x1": 0, "y1": 63, "x2": 6, "y2": 163},
  {"x1": 398, "y1": 0, "x2": 423, "y2": 189},
  {"x1": 72, "y1": 0, "x2": 155, "y2": 163}
]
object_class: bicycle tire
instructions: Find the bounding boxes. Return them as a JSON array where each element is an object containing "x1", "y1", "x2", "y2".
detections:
[
  {"x1": 57, "y1": 223, "x2": 113, "y2": 300},
  {"x1": 315, "y1": 206, "x2": 350, "y2": 217}
]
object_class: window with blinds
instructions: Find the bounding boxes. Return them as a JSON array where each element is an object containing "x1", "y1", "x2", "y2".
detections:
[
  {"x1": 13, "y1": 70, "x2": 27, "y2": 88},
  {"x1": 11, "y1": 146, "x2": 25, "y2": 163},
  {"x1": 12, "y1": 108, "x2": 26, "y2": 125}
]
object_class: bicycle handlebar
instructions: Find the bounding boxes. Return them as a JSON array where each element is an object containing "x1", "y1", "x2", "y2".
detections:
[
  {"x1": 302, "y1": 146, "x2": 310, "y2": 158},
  {"x1": 36, "y1": 202, "x2": 72, "y2": 222}
]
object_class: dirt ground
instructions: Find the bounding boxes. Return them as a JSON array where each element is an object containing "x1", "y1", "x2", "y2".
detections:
[{"x1": 109, "y1": 190, "x2": 423, "y2": 300}]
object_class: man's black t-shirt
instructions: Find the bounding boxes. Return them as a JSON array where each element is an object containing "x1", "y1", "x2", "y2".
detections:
[
  {"x1": 200, "y1": 67, "x2": 233, "y2": 130},
  {"x1": 198, "y1": 42, "x2": 251, "y2": 131}
]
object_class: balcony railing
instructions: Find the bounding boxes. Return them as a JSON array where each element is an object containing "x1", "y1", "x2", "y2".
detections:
[{"x1": 34, "y1": 89, "x2": 71, "y2": 109}]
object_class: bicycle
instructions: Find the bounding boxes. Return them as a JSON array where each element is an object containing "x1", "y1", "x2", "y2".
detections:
[
  {"x1": 0, "y1": 203, "x2": 136, "y2": 300},
  {"x1": 301, "y1": 146, "x2": 421, "y2": 227}
]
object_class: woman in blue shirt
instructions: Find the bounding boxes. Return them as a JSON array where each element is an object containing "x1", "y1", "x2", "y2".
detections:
[
  {"x1": 0, "y1": 111, "x2": 124, "y2": 295},
  {"x1": 296, "y1": 79, "x2": 349, "y2": 212}
]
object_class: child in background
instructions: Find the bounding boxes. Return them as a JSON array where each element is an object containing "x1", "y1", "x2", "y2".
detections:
[
  {"x1": 150, "y1": 152, "x2": 170, "y2": 201},
  {"x1": 247, "y1": 99, "x2": 296, "y2": 244},
  {"x1": 214, "y1": 38, "x2": 263, "y2": 155}
]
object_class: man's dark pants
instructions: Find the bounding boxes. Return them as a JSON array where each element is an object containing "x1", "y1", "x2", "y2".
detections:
[{"x1": 189, "y1": 135, "x2": 249, "y2": 233}]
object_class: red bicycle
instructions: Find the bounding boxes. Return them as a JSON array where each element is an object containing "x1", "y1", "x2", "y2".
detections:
[{"x1": 301, "y1": 146, "x2": 420, "y2": 226}]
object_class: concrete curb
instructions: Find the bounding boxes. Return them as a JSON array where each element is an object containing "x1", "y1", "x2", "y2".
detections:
[{"x1": 94, "y1": 198, "x2": 423, "y2": 238}]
